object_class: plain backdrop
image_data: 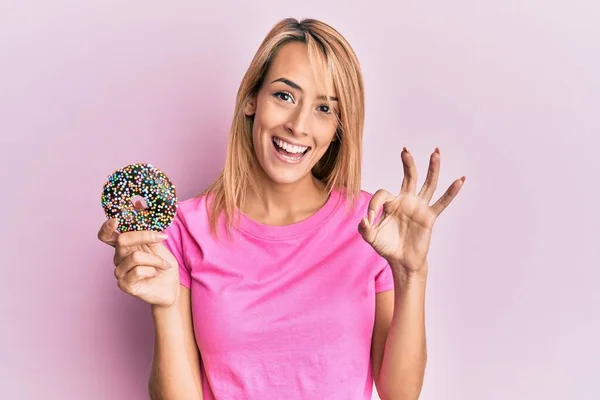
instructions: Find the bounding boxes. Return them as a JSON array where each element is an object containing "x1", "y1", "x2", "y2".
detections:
[{"x1": 1, "y1": 1, "x2": 598, "y2": 399}]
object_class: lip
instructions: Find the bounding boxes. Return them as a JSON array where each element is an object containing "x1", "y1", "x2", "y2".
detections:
[
  {"x1": 272, "y1": 135, "x2": 311, "y2": 149},
  {"x1": 271, "y1": 137, "x2": 310, "y2": 164}
]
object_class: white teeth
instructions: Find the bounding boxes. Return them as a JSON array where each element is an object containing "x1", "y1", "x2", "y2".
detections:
[{"x1": 274, "y1": 138, "x2": 308, "y2": 154}]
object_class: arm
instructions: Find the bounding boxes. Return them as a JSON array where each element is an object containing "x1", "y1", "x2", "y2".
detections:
[
  {"x1": 372, "y1": 264, "x2": 428, "y2": 400},
  {"x1": 365, "y1": 147, "x2": 463, "y2": 399},
  {"x1": 149, "y1": 284, "x2": 203, "y2": 400}
]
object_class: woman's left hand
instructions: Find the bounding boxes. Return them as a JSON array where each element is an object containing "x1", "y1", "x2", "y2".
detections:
[{"x1": 358, "y1": 147, "x2": 465, "y2": 278}]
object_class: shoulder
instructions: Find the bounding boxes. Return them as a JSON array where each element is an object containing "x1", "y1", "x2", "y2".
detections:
[
  {"x1": 337, "y1": 188, "x2": 377, "y2": 214},
  {"x1": 165, "y1": 194, "x2": 210, "y2": 234},
  {"x1": 176, "y1": 194, "x2": 209, "y2": 219},
  {"x1": 357, "y1": 189, "x2": 377, "y2": 206},
  {"x1": 322, "y1": 188, "x2": 376, "y2": 228}
]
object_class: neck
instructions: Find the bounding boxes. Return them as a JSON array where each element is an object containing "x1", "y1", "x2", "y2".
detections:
[{"x1": 243, "y1": 172, "x2": 329, "y2": 226}]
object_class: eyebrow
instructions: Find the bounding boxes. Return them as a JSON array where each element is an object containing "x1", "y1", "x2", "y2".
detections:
[{"x1": 271, "y1": 77, "x2": 338, "y2": 102}]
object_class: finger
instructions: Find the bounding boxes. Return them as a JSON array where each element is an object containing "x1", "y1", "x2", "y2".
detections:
[
  {"x1": 113, "y1": 245, "x2": 133, "y2": 267},
  {"x1": 97, "y1": 218, "x2": 120, "y2": 247},
  {"x1": 367, "y1": 189, "x2": 395, "y2": 225},
  {"x1": 400, "y1": 147, "x2": 418, "y2": 195},
  {"x1": 114, "y1": 250, "x2": 172, "y2": 280},
  {"x1": 113, "y1": 234, "x2": 168, "y2": 266},
  {"x1": 358, "y1": 215, "x2": 376, "y2": 244},
  {"x1": 430, "y1": 176, "x2": 466, "y2": 217},
  {"x1": 117, "y1": 269, "x2": 144, "y2": 296},
  {"x1": 417, "y1": 147, "x2": 441, "y2": 202},
  {"x1": 120, "y1": 266, "x2": 158, "y2": 291},
  {"x1": 116, "y1": 230, "x2": 168, "y2": 248}
]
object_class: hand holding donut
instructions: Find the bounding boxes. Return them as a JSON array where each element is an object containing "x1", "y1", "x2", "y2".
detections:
[
  {"x1": 98, "y1": 162, "x2": 181, "y2": 308},
  {"x1": 97, "y1": 218, "x2": 181, "y2": 308}
]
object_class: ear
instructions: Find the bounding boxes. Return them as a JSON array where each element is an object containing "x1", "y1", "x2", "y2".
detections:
[{"x1": 244, "y1": 95, "x2": 257, "y2": 116}]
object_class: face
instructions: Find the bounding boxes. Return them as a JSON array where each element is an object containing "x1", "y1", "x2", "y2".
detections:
[{"x1": 244, "y1": 41, "x2": 339, "y2": 186}]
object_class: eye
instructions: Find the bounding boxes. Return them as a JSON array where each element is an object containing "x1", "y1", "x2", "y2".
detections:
[
  {"x1": 274, "y1": 91, "x2": 294, "y2": 103},
  {"x1": 318, "y1": 104, "x2": 331, "y2": 114}
]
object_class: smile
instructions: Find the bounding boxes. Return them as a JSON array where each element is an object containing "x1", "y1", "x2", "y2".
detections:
[{"x1": 272, "y1": 137, "x2": 311, "y2": 163}]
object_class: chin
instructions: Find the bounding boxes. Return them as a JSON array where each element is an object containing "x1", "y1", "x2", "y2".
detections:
[{"x1": 261, "y1": 164, "x2": 310, "y2": 185}]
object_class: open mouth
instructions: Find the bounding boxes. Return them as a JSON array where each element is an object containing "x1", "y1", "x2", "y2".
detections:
[{"x1": 272, "y1": 137, "x2": 311, "y2": 162}]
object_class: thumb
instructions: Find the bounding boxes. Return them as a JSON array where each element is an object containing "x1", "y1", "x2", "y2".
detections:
[
  {"x1": 358, "y1": 216, "x2": 376, "y2": 245},
  {"x1": 97, "y1": 218, "x2": 120, "y2": 246}
]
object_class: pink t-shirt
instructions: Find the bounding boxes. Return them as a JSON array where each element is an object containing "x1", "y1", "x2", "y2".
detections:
[{"x1": 163, "y1": 188, "x2": 395, "y2": 399}]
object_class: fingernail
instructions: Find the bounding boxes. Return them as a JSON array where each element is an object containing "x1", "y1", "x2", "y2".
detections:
[
  {"x1": 163, "y1": 258, "x2": 172, "y2": 269},
  {"x1": 368, "y1": 209, "x2": 376, "y2": 225},
  {"x1": 154, "y1": 232, "x2": 168, "y2": 242},
  {"x1": 360, "y1": 216, "x2": 368, "y2": 228},
  {"x1": 107, "y1": 218, "x2": 118, "y2": 230}
]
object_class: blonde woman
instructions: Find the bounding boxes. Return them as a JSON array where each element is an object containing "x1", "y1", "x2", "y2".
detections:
[{"x1": 98, "y1": 17, "x2": 465, "y2": 400}]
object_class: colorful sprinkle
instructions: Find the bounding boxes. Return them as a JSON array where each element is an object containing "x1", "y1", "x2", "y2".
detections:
[{"x1": 101, "y1": 163, "x2": 178, "y2": 233}]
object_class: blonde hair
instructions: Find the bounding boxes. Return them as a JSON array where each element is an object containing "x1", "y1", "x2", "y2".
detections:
[{"x1": 201, "y1": 17, "x2": 365, "y2": 237}]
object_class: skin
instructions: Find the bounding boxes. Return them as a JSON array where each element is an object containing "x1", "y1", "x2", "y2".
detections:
[
  {"x1": 97, "y1": 41, "x2": 466, "y2": 400},
  {"x1": 359, "y1": 147, "x2": 466, "y2": 399},
  {"x1": 242, "y1": 41, "x2": 339, "y2": 226}
]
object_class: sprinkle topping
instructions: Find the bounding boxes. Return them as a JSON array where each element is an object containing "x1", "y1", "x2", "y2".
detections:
[{"x1": 101, "y1": 163, "x2": 177, "y2": 232}]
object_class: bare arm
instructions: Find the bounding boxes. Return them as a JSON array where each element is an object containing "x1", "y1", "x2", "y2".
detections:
[
  {"x1": 372, "y1": 265, "x2": 428, "y2": 400},
  {"x1": 149, "y1": 284, "x2": 203, "y2": 400}
]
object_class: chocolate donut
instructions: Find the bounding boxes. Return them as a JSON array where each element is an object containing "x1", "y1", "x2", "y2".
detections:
[{"x1": 101, "y1": 163, "x2": 178, "y2": 232}]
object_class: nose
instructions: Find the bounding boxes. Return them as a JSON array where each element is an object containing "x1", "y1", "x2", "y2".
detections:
[{"x1": 284, "y1": 104, "x2": 311, "y2": 137}]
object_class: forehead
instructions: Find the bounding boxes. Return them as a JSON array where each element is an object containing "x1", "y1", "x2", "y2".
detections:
[{"x1": 266, "y1": 41, "x2": 335, "y2": 94}]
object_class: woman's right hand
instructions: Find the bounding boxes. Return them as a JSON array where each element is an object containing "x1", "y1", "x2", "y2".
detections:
[{"x1": 97, "y1": 218, "x2": 181, "y2": 308}]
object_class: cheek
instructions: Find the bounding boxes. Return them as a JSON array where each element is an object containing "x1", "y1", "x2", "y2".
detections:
[
  {"x1": 314, "y1": 125, "x2": 337, "y2": 148},
  {"x1": 255, "y1": 99, "x2": 286, "y2": 128},
  {"x1": 250, "y1": 107, "x2": 270, "y2": 146}
]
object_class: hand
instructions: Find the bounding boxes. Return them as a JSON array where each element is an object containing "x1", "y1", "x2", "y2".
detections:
[
  {"x1": 358, "y1": 147, "x2": 465, "y2": 276},
  {"x1": 97, "y1": 217, "x2": 181, "y2": 307}
]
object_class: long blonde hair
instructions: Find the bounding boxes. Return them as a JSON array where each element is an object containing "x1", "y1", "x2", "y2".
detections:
[{"x1": 201, "y1": 17, "x2": 365, "y2": 237}]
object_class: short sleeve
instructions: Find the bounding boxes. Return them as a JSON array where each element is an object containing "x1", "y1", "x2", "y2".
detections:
[
  {"x1": 374, "y1": 257, "x2": 395, "y2": 293},
  {"x1": 163, "y1": 213, "x2": 192, "y2": 289}
]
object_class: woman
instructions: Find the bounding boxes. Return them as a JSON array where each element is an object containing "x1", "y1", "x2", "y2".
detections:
[{"x1": 97, "y1": 17, "x2": 465, "y2": 400}]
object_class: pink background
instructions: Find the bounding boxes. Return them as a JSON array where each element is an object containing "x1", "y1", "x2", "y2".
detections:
[{"x1": 1, "y1": 1, "x2": 598, "y2": 399}]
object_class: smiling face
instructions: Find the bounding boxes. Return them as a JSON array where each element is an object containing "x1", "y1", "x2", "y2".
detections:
[{"x1": 244, "y1": 41, "x2": 340, "y2": 186}]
